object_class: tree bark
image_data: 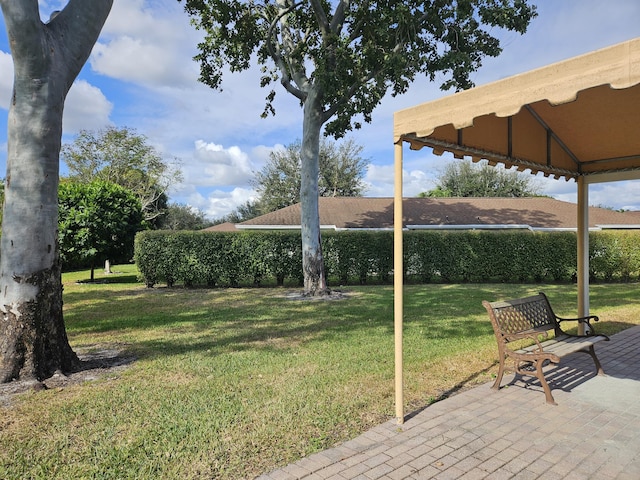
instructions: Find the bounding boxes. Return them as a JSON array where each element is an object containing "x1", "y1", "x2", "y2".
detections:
[
  {"x1": 0, "y1": 0, "x2": 113, "y2": 382},
  {"x1": 300, "y1": 87, "x2": 329, "y2": 296}
]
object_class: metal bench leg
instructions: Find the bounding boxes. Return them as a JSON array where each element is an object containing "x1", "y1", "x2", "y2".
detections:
[
  {"x1": 586, "y1": 345, "x2": 605, "y2": 376},
  {"x1": 535, "y1": 360, "x2": 557, "y2": 405},
  {"x1": 492, "y1": 356, "x2": 506, "y2": 390}
]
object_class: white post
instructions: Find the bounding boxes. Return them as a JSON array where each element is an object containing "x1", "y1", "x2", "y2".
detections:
[
  {"x1": 577, "y1": 176, "x2": 589, "y2": 334},
  {"x1": 393, "y1": 141, "x2": 404, "y2": 424}
]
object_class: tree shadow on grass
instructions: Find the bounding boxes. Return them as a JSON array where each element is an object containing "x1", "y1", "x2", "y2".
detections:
[
  {"x1": 50, "y1": 284, "x2": 640, "y2": 411},
  {"x1": 74, "y1": 274, "x2": 139, "y2": 284}
]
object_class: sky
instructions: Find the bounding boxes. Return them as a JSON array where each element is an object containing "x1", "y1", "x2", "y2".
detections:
[{"x1": 1, "y1": 1, "x2": 640, "y2": 220}]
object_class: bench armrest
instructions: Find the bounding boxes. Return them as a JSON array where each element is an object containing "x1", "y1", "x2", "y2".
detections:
[
  {"x1": 555, "y1": 314, "x2": 601, "y2": 336},
  {"x1": 556, "y1": 314, "x2": 599, "y2": 324}
]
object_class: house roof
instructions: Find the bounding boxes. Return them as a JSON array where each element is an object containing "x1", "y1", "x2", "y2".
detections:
[
  {"x1": 236, "y1": 197, "x2": 640, "y2": 231},
  {"x1": 203, "y1": 222, "x2": 238, "y2": 232}
]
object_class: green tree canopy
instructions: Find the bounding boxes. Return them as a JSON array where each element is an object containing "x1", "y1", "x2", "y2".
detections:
[
  {"x1": 58, "y1": 181, "x2": 143, "y2": 280},
  {"x1": 215, "y1": 199, "x2": 262, "y2": 224},
  {"x1": 253, "y1": 137, "x2": 369, "y2": 213},
  {"x1": 157, "y1": 203, "x2": 214, "y2": 230},
  {"x1": 181, "y1": 0, "x2": 537, "y2": 295},
  {"x1": 61, "y1": 126, "x2": 182, "y2": 225},
  {"x1": 420, "y1": 161, "x2": 542, "y2": 198}
]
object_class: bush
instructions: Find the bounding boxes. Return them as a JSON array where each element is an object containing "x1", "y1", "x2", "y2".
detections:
[{"x1": 134, "y1": 229, "x2": 640, "y2": 287}]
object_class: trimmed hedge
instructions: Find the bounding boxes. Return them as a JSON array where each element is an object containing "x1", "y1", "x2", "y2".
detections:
[{"x1": 134, "y1": 229, "x2": 640, "y2": 287}]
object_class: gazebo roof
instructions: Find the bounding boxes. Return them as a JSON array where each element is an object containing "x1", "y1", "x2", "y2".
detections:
[{"x1": 393, "y1": 38, "x2": 640, "y2": 183}]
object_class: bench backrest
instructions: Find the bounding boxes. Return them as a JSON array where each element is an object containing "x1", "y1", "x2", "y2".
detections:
[{"x1": 483, "y1": 293, "x2": 559, "y2": 341}]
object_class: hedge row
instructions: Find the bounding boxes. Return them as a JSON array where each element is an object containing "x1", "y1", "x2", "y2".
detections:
[{"x1": 134, "y1": 230, "x2": 640, "y2": 287}]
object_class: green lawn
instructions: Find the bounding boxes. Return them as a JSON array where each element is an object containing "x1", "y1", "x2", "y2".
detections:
[{"x1": 1, "y1": 265, "x2": 639, "y2": 479}]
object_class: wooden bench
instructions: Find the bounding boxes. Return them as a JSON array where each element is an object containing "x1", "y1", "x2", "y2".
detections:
[{"x1": 482, "y1": 292, "x2": 609, "y2": 405}]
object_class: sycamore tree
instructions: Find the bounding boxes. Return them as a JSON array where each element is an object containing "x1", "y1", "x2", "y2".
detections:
[
  {"x1": 61, "y1": 126, "x2": 183, "y2": 226},
  {"x1": 215, "y1": 199, "x2": 262, "y2": 224},
  {"x1": 158, "y1": 203, "x2": 214, "y2": 230},
  {"x1": 0, "y1": 1, "x2": 113, "y2": 382},
  {"x1": 181, "y1": 0, "x2": 537, "y2": 295},
  {"x1": 421, "y1": 160, "x2": 542, "y2": 197}
]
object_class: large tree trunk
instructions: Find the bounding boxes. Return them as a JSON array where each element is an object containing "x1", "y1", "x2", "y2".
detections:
[
  {"x1": 300, "y1": 88, "x2": 329, "y2": 296},
  {"x1": 0, "y1": 0, "x2": 113, "y2": 382}
]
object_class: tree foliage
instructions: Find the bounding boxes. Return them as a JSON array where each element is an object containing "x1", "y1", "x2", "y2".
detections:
[
  {"x1": 61, "y1": 126, "x2": 182, "y2": 224},
  {"x1": 215, "y1": 199, "x2": 263, "y2": 225},
  {"x1": 182, "y1": 0, "x2": 537, "y2": 137},
  {"x1": 157, "y1": 203, "x2": 214, "y2": 230},
  {"x1": 420, "y1": 161, "x2": 542, "y2": 198},
  {"x1": 181, "y1": 0, "x2": 537, "y2": 295},
  {"x1": 58, "y1": 181, "x2": 143, "y2": 279},
  {"x1": 254, "y1": 137, "x2": 369, "y2": 213}
]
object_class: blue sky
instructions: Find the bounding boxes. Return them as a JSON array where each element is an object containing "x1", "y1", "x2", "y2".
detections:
[{"x1": 1, "y1": 1, "x2": 640, "y2": 219}]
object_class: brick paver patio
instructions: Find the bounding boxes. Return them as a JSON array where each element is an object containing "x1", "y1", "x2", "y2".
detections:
[{"x1": 258, "y1": 326, "x2": 640, "y2": 479}]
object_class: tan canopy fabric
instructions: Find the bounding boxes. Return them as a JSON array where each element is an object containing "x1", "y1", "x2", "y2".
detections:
[
  {"x1": 391, "y1": 37, "x2": 640, "y2": 423},
  {"x1": 394, "y1": 38, "x2": 640, "y2": 182}
]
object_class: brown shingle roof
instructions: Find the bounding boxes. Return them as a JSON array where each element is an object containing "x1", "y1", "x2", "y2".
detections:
[
  {"x1": 238, "y1": 197, "x2": 640, "y2": 230},
  {"x1": 203, "y1": 222, "x2": 238, "y2": 232}
]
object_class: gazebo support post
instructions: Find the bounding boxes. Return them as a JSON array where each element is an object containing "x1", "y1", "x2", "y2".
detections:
[
  {"x1": 577, "y1": 176, "x2": 590, "y2": 334},
  {"x1": 394, "y1": 141, "x2": 404, "y2": 424}
]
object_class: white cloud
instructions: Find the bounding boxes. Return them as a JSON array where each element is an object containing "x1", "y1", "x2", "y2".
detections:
[
  {"x1": 363, "y1": 164, "x2": 394, "y2": 195},
  {"x1": 90, "y1": 0, "x2": 200, "y2": 88},
  {"x1": 0, "y1": 51, "x2": 13, "y2": 110},
  {"x1": 251, "y1": 144, "x2": 284, "y2": 168},
  {"x1": 119, "y1": 66, "x2": 301, "y2": 161},
  {"x1": 187, "y1": 187, "x2": 258, "y2": 220},
  {"x1": 403, "y1": 170, "x2": 433, "y2": 197},
  {"x1": 91, "y1": 36, "x2": 197, "y2": 88},
  {"x1": 63, "y1": 80, "x2": 113, "y2": 133},
  {"x1": 472, "y1": 0, "x2": 640, "y2": 86},
  {"x1": 185, "y1": 140, "x2": 258, "y2": 188},
  {"x1": 588, "y1": 181, "x2": 640, "y2": 211},
  {"x1": 175, "y1": 140, "x2": 286, "y2": 193},
  {"x1": 364, "y1": 164, "x2": 434, "y2": 197}
]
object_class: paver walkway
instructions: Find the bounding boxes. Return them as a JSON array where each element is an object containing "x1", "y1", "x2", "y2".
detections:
[{"x1": 257, "y1": 325, "x2": 640, "y2": 479}]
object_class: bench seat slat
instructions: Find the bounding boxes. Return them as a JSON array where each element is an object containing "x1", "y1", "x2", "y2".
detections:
[{"x1": 519, "y1": 335, "x2": 607, "y2": 356}]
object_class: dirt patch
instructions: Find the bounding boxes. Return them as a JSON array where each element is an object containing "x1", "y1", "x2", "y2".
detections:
[
  {"x1": 0, "y1": 344, "x2": 135, "y2": 407},
  {"x1": 281, "y1": 289, "x2": 351, "y2": 301}
]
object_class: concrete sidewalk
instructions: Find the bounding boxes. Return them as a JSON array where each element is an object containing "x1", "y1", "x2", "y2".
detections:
[{"x1": 258, "y1": 326, "x2": 640, "y2": 479}]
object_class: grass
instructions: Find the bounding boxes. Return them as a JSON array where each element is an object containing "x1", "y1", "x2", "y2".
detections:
[{"x1": 1, "y1": 265, "x2": 639, "y2": 479}]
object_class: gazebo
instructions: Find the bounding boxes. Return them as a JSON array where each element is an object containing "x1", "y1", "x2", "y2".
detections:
[{"x1": 392, "y1": 38, "x2": 640, "y2": 422}]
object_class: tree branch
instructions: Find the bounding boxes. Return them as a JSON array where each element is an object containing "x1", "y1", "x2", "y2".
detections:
[
  {"x1": 267, "y1": 1, "x2": 307, "y2": 100},
  {"x1": 309, "y1": 0, "x2": 330, "y2": 36},
  {"x1": 46, "y1": 0, "x2": 113, "y2": 88},
  {"x1": 0, "y1": 0, "x2": 47, "y2": 78},
  {"x1": 322, "y1": 38, "x2": 404, "y2": 124},
  {"x1": 330, "y1": 0, "x2": 349, "y2": 34},
  {"x1": 325, "y1": 4, "x2": 427, "y2": 122},
  {"x1": 1, "y1": 0, "x2": 113, "y2": 91}
]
